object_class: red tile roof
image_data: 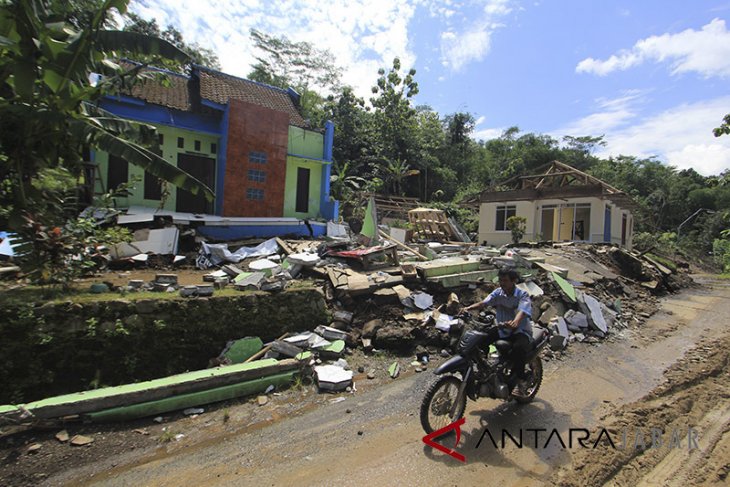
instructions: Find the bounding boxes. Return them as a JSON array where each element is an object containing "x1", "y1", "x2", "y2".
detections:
[
  {"x1": 196, "y1": 67, "x2": 307, "y2": 127},
  {"x1": 122, "y1": 63, "x2": 191, "y2": 111},
  {"x1": 119, "y1": 63, "x2": 307, "y2": 128}
]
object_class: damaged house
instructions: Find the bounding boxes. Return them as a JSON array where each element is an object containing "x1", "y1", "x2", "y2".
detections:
[
  {"x1": 478, "y1": 161, "x2": 635, "y2": 248},
  {"x1": 90, "y1": 63, "x2": 338, "y2": 239}
]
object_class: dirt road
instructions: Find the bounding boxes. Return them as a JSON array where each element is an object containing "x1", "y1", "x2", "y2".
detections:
[{"x1": 43, "y1": 277, "x2": 730, "y2": 486}]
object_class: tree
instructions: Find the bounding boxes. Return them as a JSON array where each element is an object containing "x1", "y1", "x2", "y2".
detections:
[
  {"x1": 123, "y1": 12, "x2": 220, "y2": 71},
  {"x1": 0, "y1": 0, "x2": 212, "y2": 283},
  {"x1": 713, "y1": 113, "x2": 730, "y2": 137},
  {"x1": 247, "y1": 29, "x2": 342, "y2": 93},
  {"x1": 369, "y1": 57, "x2": 421, "y2": 196},
  {"x1": 506, "y1": 216, "x2": 527, "y2": 244}
]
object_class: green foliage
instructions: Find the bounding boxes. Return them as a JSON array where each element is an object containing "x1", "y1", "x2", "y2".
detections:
[
  {"x1": 506, "y1": 216, "x2": 527, "y2": 244},
  {"x1": 713, "y1": 113, "x2": 730, "y2": 137},
  {"x1": 123, "y1": 12, "x2": 220, "y2": 71},
  {"x1": 712, "y1": 237, "x2": 730, "y2": 272},
  {"x1": 247, "y1": 29, "x2": 342, "y2": 93},
  {"x1": 0, "y1": 0, "x2": 216, "y2": 288}
]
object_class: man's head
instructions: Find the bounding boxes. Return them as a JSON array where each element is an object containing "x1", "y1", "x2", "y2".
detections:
[{"x1": 497, "y1": 266, "x2": 519, "y2": 294}]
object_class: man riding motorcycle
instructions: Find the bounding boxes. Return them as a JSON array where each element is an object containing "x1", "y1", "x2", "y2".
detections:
[{"x1": 462, "y1": 266, "x2": 533, "y2": 392}]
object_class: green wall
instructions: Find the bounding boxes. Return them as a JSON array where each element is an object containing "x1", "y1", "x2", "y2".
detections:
[
  {"x1": 283, "y1": 156, "x2": 324, "y2": 218},
  {"x1": 95, "y1": 125, "x2": 219, "y2": 211},
  {"x1": 288, "y1": 126, "x2": 324, "y2": 159}
]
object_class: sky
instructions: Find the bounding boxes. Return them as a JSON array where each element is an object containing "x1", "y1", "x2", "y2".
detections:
[{"x1": 128, "y1": 0, "x2": 730, "y2": 176}]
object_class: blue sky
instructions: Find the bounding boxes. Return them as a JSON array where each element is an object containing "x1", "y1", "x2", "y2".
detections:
[{"x1": 128, "y1": 0, "x2": 730, "y2": 176}]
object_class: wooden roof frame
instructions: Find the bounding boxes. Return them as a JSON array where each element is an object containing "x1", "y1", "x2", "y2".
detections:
[{"x1": 481, "y1": 161, "x2": 638, "y2": 210}]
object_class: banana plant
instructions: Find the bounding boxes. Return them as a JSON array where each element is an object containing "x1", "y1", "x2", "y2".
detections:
[{"x1": 0, "y1": 0, "x2": 214, "y2": 225}]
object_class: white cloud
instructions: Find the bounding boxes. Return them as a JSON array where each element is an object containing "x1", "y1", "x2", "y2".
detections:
[
  {"x1": 558, "y1": 90, "x2": 646, "y2": 135},
  {"x1": 585, "y1": 96, "x2": 730, "y2": 176},
  {"x1": 439, "y1": 0, "x2": 513, "y2": 71},
  {"x1": 473, "y1": 127, "x2": 504, "y2": 141},
  {"x1": 129, "y1": 0, "x2": 423, "y2": 99},
  {"x1": 475, "y1": 115, "x2": 486, "y2": 125},
  {"x1": 576, "y1": 18, "x2": 730, "y2": 78}
]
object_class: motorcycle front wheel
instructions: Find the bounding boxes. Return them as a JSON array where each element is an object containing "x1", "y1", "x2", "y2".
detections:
[{"x1": 420, "y1": 375, "x2": 466, "y2": 434}]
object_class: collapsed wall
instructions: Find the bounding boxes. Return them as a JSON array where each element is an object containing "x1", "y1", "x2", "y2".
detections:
[{"x1": 0, "y1": 289, "x2": 327, "y2": 403}]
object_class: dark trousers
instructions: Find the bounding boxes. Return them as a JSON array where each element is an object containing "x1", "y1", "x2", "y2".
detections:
[{"x1": 484, "y1": 328, "x2": 531, "y2": 381}]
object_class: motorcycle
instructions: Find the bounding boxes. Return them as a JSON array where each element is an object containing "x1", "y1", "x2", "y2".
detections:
[{"x1": 420, "y1": 312, "x2": 551, "y2": 434}]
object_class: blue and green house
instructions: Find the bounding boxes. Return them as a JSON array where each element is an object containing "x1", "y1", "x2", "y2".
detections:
[{"x1": 93, "y1": 64, "x2": 338, "y2": 238}]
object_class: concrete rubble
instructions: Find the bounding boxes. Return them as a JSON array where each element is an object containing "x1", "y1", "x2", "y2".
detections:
[{"x1": 0, "y1": 202, "x2": 696, "y2": 428}]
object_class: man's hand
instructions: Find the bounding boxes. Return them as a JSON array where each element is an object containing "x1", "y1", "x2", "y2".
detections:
[{"x1": 506, "y1": 319, "x2": 520, "y2": 330}]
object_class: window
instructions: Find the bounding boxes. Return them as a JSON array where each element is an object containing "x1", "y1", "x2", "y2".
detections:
[
  {"x1": 211, "y1": 143, "x2": 217, "y2": 154},
  {"x1": 177, "y1": 137, "x2": 184, "y2": 148},
  {"x1": 248, "y1": 169, "x2": 266, "y2": 183},
  {"x1": 495, "y1": 205, "x2": 516, "y2": 231},
  {"x1": 246, "y1": 188, "x2": 264, "y2": 200},
  {"x1": 249, "y1": 151, "x2": 267, "y2": 164},
  {"x1": 194, "y1": 140, "x2": 201, "y2": 151}
]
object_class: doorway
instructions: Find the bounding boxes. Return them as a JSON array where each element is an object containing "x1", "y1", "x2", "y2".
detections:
[{"x1": 176, "y1": 153, "x2": 215, "y2": 214}]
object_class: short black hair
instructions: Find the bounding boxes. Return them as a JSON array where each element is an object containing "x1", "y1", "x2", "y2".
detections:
[{"x1": 498, "y1": 266, "x2": 519, "y2": 281}]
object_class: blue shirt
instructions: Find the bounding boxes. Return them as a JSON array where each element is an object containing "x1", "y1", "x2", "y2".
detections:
[{"x1": 482, "y1": 286, "x2": 533, "y2": 339}]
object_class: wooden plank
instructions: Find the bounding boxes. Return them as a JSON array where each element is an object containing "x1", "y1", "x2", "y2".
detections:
[
  {"x1": 244, "y1": 332, "x2": 288, "y2": 363},
  {"x1": 275, "y1": 237, "x2": 293, "y2": 255},
  {"x1": 378, "y1": 230, "x2": 429, "y2": 260}
]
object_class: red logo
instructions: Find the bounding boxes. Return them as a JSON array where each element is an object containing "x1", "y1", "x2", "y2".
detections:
[{"x1": 422, "y1": 418, "x2": 467, "y2": 463}]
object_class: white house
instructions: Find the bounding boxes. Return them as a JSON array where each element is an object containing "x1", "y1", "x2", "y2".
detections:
[{"x1": 478, "y1": 161, "x2": 635, "y2": 249}]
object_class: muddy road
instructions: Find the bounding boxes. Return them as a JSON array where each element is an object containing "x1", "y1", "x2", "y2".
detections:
[{"x1": 27, "y1": 277, "x2": 730, "y2": 486}]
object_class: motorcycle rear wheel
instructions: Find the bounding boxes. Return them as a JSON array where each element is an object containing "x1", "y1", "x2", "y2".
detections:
[
  {"x1": 420, "y1": 375, "x2": 466, "y2": 434},
  {"x1": 511, "y1": 355, "x2": 543, "y2": 404}
]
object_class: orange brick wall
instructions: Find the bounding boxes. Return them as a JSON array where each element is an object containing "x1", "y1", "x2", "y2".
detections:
[{"x1": 222, "y1": 99, "x2": 289, "y2": 217}]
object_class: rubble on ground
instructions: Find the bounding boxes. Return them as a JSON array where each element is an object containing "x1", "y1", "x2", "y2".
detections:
[{"x1": 0, "y1": 202, "x2": 696, "y2": 426}]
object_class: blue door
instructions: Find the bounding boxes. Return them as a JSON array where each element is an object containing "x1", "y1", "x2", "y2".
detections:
[{"x1": 603, "y1": 205, "x2": 611, "y2": 242}]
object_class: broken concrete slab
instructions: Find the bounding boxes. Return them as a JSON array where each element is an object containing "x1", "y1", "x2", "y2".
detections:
[
  {"x1": 233, "y1": 272, "x2": 266, "y2": 290},
  {"x1": 537, "y1": 262, "x2": 568, "y2": 279},
  {"x1": 333, "y1": 310, "x2": 354, "y2": 324},
  {"x1": 537, "y1": 305, "x2": 558, "y2": 326},
  {"x1": 287, "y1": 252, "x2": 321, "y2": 267},
  {"x1": 555, "y1": 317, "x2": 570, "y2": 338},
  {"x1": 564, "y1": 310, "x2": 589, "y2": 331},
  {"x1": 314, "y1": 325, "x2": 348, "y2": 342},
  {"x1": 179, "y1": 285, "x2": 198, "y2": 297},
  {"x1": 314, "y1": 365, "x2": 353, "y2": 392},
  {"x1": 517, "y1": 280, "x2": 544, "y2": 297},
  {"x1": 155, "y1": 274, "x2": 178, "y2": 286},
  {"x1": 583, "y1": 293, "x2": 609, "y2": 333},
  {"x1": 271, "y1": 341, "x2": 304, "y2": 358},
  {"x1": 221, "y1": 264, "x2": 244, "y2": 278},
  {"x1": 196, "y1": 284, "x2": 214, "y2": 297},
  {"x1": 249, "y1": 259, "x2": 282, "y2": 277}
]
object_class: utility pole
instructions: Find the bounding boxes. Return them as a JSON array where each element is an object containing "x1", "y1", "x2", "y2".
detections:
[{"x1": 677, "y1": 208, "x2": 715, "y2": 239}]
